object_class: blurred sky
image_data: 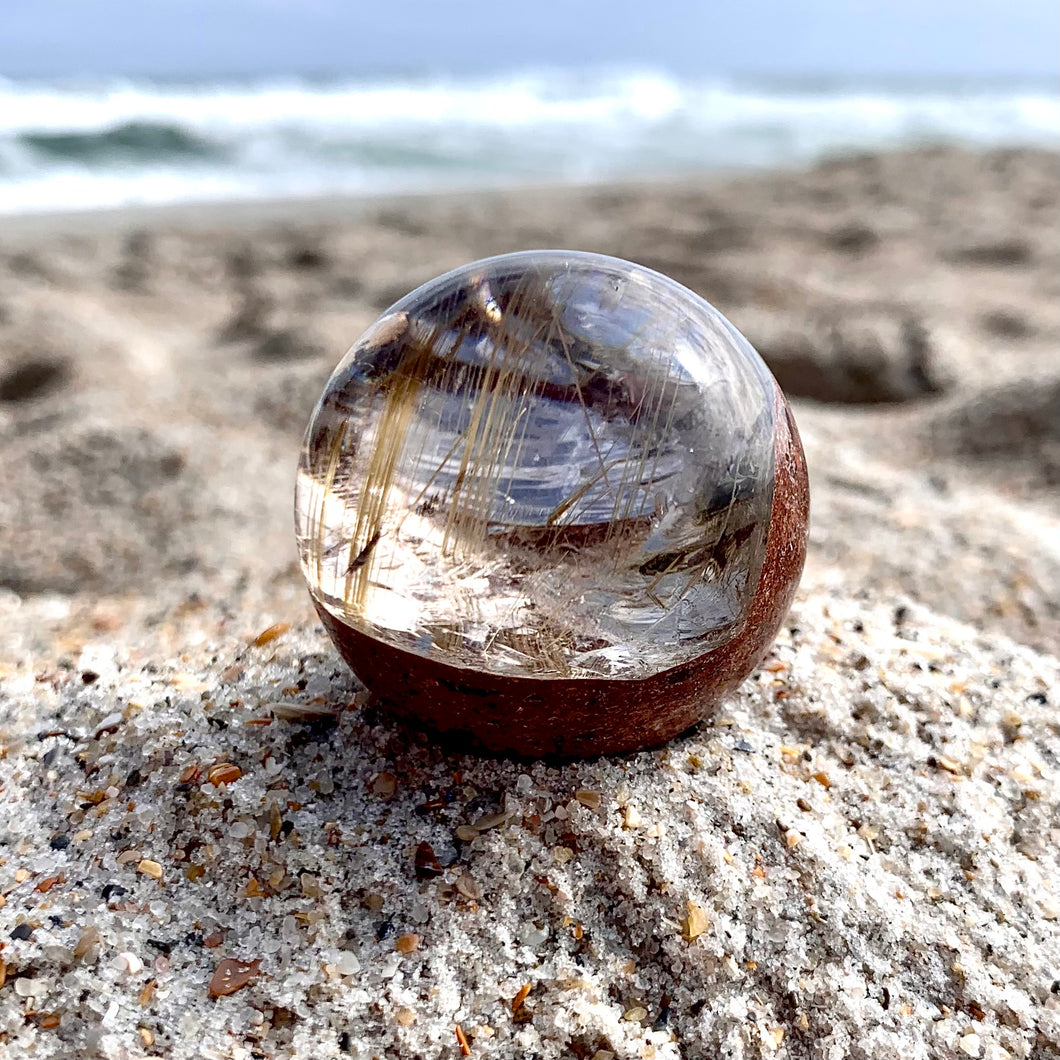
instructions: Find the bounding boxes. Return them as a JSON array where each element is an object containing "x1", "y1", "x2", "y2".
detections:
[{"x1": 2, "y1": 0, "x2": 1058, "y2": 80}]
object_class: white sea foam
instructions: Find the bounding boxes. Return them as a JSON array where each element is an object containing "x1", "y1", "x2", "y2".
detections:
[{"x1": 0, "y1": 68, "x2": 1055, "y2": 214}]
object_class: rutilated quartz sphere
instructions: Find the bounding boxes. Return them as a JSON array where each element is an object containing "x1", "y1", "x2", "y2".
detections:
[{"x1": 295, "y1": 251, "x2": 808, "y2": 756}]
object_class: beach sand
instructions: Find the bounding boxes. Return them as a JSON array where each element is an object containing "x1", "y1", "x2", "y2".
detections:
[{"x1": 0, "y1": 146, "x2": 1057, "y2": 1059}]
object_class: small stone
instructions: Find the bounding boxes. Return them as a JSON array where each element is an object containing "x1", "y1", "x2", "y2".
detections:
[
  {"x1": 74, "y1": 926, "x2": 101, "y2": 959},
  {"x1": 511, "y1": 983, "x2": 532, "y2": 1012},
  {"x1": 267, "y1": 700, "x2": 339, "y2": 723},
  {"x1": 14, "y1": 977, "x2": 48, "y2": 998},
  {"x1": 454, "y1": 874, "x2": 482, "y2": 900},
  {"x1": 253, "y1": 622, "x2": 291, "y2": 647},
  {"x1": 138, "y1": 859, "x2": 164, "y2": 880},
  {"x1": 207, "y1": 763, "x2": 243, "y2": 787},
  {"x1": 335, "y1": 951, "x2": 360, "y2": 976},
  {"x1": 958, "y1": 1032, "x2": 981, "y2": 1057},
  {"x1": 623, "y1": 1006, "x2": 648, "y2": 1023},
  {"x1": 623, "y1": 806, "x2": 643, "y2": 830},
  {"x1": 682, "y1": 900, "x2": 710, "y2": 941},
  {"x1": 208, "y1": 958, "x2": 262, "y2": 998},
  {"x1": 178, "y1": 764, "x2": 202, "y2": 785},
  {"x1": 575, "y1": 790, "x2": 602, "y2": 810},
  {"x1": 370, "y1": 772, "x2": 397, "y2": 798},
  {"x1": 455, "y1": 825, "x2": 478, "y2": 842},
  {"x1": 452, "y1": 1024, "x2": 470, "y2": 1057},
  {"x1": 139, "y1": 1028, "x2": 155, "y2": 1047},
  {"x1": 113, "y1": 952, "x2": 144, "y2": 975},
  {"x1": 395, "y1": 1007, "x2": 416, "y2": 1026},
  {"x1": 520, "y1": 923, "x2": 549, "y2": 948},
  {"x1": 10, "y1": 923, "x2": 33, "y2": 940},
  {"x1": 93, "y1": 712, "x2": 123, "y2": 738},
  {"x1": 472, "y1": 812, "x2": 510, "y2": 832},
  {"x1": 414, "y1": 842, "x2": 443, "y2": 879},
  {"x1": 395, "y1": 933, "x2": 420, "y2": 953}
]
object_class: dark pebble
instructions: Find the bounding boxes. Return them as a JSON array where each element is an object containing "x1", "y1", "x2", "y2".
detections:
[
  {"x1": 101, "y1": 883, "x2": 127, "y2": 901},
  {"x1": 254, "y1": 327, "x2": 322, "y2": 362},
  {"x1": 0, "y1": 358, "x2": 70, "y2": 403},
  {"x1": 49, "y1": 835, "x2": 70, "y2": 851},
  {"x1": 947, "y1": 238, "x2": 1032, "y2": 267},
  {"x1": 287, "y1": 244, "x2": 328, "y2": 270},
  {"x1": 414, "y1": 841, "x2": 443, "y2": 879},
  {"x1": 10, "y1": 923, "x2": 34, "y2": 940},
  {"x1": 826, "y1": 221, "x2": 879, "y2": 253},
  {"x1": 979, "y1": 310, "x2": 1032, "y2": 339}
]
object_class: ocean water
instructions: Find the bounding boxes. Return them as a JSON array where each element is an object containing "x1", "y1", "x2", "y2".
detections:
[{"x1": 0, "y1": 68, "x2": 1056, "y2": 215}]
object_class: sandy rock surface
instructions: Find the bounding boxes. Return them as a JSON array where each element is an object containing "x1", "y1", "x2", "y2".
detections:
[{"x1": 0, "y1": 147, "x2": 1057, "y2": 1059}]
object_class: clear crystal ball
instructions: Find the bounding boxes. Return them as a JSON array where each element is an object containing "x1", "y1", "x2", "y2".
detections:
[{"x1": 296, "y1": 251, "x2": 778, "y2": 682}]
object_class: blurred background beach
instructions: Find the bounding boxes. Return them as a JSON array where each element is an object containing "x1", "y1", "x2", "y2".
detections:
[
  {"x1": 0, "y1": 1, "x2": 1057, "y2": 214},
  {"x1": 1, "y1": 5, "x2": 1059, "y2": 1060}
]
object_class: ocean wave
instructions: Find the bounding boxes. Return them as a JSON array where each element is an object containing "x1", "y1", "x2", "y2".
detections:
[
  {"x1": 19, "y1": 121, "x2": 225, "y2": 163},
  {"x1": 0, "y1": 68, "x2": 1056, "y2": 214}
]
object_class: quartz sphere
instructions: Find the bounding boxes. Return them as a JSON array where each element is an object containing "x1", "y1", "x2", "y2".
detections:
[{"x1": 296, "y1": 251, "x2": 808, "y2": 755}]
